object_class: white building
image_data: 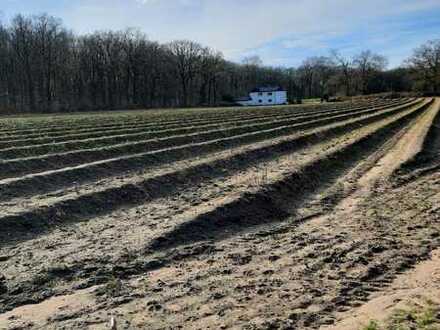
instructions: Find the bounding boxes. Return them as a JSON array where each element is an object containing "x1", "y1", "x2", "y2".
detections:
[{"x1": 236, "y1": 87, "x2": 288, "y2": 106}]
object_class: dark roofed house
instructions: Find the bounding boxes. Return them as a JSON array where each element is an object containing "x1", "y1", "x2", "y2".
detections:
[
  {"x1": 250, "y1": 86, "x2": 285, "y2": 93},
  {"x1": 236, "y1": 86, "x2": 287, "y2": 106}
]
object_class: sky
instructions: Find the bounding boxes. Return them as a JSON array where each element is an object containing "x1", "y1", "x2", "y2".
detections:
[{"x1": 1, "y1": 0, "x2": 440, "y2": 68}]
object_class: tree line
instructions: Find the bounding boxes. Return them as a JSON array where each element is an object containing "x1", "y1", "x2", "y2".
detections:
[{"x1": 0, "y1": 14, "x2": 439, "y2": 113}]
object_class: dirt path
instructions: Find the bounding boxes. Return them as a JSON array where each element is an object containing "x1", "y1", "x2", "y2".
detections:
[
  {"x1": 359, "y1": 98, "x2": 440, "y2": 184},
  {"x1": 0, "y1": 287, "x2": 98, "y2": 329},
  {"x1": 322, "y1": 249, "x2": 440, "y2": 330},
  {"x1": 317, "y1": 98, "x2": 440, "y2": 329},
  {"x1": 337, "y1": 97, "x2": 440, "y2": 212}
]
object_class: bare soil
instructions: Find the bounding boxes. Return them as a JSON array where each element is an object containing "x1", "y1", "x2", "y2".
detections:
[
  {"x1": 324, "y1": 248, "x2": 440, "y2": 329},
  {"x1": 0, "y1": 99, "x2": 439, "y2": 330}
]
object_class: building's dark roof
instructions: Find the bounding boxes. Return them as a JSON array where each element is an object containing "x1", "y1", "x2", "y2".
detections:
[
  {"x1": 250, "y1": 86, "x2": 284, "y2": 93},
  {"x1": 235, "y1": 96, "x2": 252, "y2": 101}
]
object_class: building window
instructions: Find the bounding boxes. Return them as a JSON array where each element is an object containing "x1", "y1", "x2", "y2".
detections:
[
  {"x1": 268, "y1": 99, "x2": 272, "y2": 103},
  {"x1": 259, "y1": 100, "x2": 263, "y2": 103},
  {"x1": 258, "y1": 92, "x2": 263, "y2": 96},
  {"x1": 268, "y1": 92, "x2": 273, "y2": 96}
]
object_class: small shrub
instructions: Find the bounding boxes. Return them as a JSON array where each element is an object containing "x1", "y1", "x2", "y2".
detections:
[
  {"x1": 102, "y1": 276, "x2": 123, "y2": 297},
  {"x1": 363, "y1": 320, "x2": 379, "y2": 330}
]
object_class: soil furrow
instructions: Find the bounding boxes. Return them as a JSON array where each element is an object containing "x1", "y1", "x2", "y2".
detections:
[
  {"x1": 0, "y1": 99, "x2": 402, "y2": 146},
  {"x1": 0, "y1": 102, "x2": 351, "y2": 137},
  {"x1": 147, "y1": 99, "x2": 432, "y2": 250},
  {"x1": 393, "y1": 98, "x2": 440, "y2": 178},
  {"x1": 0, "y1": 100, "x2": 428, "y2": 204},
  {"x1": 0, "y1": 99, "x2": 394, "y2": 137},
  {"x1": 0, "y1": 99, "x2": 409, "y2": 157},
  {"x1": 0, "y1": 99, "x2": 438, "y2": 330},
  {"x1": 0, "y1": 100, "x2": 420, "y2": 179},
  {"x1": 0, "y1": 100, "x2": 433, "y2": 319},
  {"x1": 0, "y1": 99, "x2": 431, "y2": 247}
]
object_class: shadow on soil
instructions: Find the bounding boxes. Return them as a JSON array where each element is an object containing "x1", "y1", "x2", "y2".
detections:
[{"x1": 148, "y1": 105, "x2": 427, "y2": 251}]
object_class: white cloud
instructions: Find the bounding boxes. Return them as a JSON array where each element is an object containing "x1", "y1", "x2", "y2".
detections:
[{"x1": 36, "y1": 0, "x2": 440, "y2": 65}]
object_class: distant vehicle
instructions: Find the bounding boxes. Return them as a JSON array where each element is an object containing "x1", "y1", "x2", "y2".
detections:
[{"x1": 236, "y1": 86, "x2": 288, "y2": 106}]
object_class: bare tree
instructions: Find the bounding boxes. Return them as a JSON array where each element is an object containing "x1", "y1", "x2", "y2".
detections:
[
  {"x1": 297, "y1": 56, "x2": 335, "y2": 98},
  {"x1": 406, "y1": 39, "x2": 440, "y2": 93},
  {"x1": 331, "y1": 50, "x2": 354, "y2": 96},
  {"x1": 242, "y1": 55, "x2": 263, "y2": 67},
  {"x1": 10, "y1": 15, "x2": 36, "y2": 111},
  {"x1": 167, "y1": 40, "x2": 204, "y2": 107},
  {"x1": 0, "y1": 21, "x2": 11, "y2": 109},
  {"x1": 353, "y1": 50, "x2": 388, "y2": 94},
  {"x1": 0, "y1": 13, "x2": 432, "y2": 114},
  {"x1": 298, "y1": 59, "x2": 314, "y2": 98},
  {"x1": 198, "y1": 47, "x2": 224, "y2": 105}
]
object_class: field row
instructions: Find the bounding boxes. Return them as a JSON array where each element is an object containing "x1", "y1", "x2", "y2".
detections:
[
  {"x1": 1, "y1": 97, "x2": 439, "y2": 326},
  {"x1": 0, "y1": 99, "x2": 420, "y2": 192},
  {"x1": 0, "y1": 98, "x2": 433, "y2": 245},
  {"x1": 0, "y1": 99, "x2": 408, "y2": 153},
  {"x1": 0, "y1": 99, "x2": 416, "y2": 165},
  {"x1": 0, "y1": 99, "x2": 404, "y2": 145},
  {"x1": 0, "y1": 99, "x2": 391, "y2": 134}
]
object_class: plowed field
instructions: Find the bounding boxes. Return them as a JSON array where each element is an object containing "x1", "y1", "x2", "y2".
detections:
[{"x1": 0, "y1": 98, "x2": 439, "y2": 329}]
